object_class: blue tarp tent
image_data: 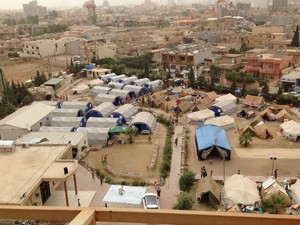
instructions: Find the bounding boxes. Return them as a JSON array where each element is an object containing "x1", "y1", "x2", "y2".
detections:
[{"x1": 195, "y1": 124, "x2": 231, "y2": 160}]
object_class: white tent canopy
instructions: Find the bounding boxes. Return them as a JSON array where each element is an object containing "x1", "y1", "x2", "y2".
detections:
[
  {"x1": 145, "y1": 80, "x2": 163, "y2": 92},
  {"x1": 129, "y1": 112, "x2": 157, "y2": 134},
  {"x1": 107, "y1": 82, "x2": 125, "y2": 89},
  {"x1": 123, "y1": 85, "x2": 144, "y2": 96},
  {"x1": 291, "y1": 179, "x2": 300, "y2": 203},
  {"x1": 87, "y1": 79, "x2": 104, "y2": 88},
  {"x1": 109, "y1": 89, "x2": 133, "y2": 99},
  {"x1": 113, "y1": 104, "x2": 138, "y2": 123},
  {"x1": 39, "y1": 126, "x2": 75, "y2": 132},
  {"x1": 50, "y1": 117, "x2": 84, "y2": 128},
  {"x1": 212, "y1": 99, "x2": 238, "y2": 115},
  {"x1": 87, "y1": 102, "x2": 116, "y2": 118},
  {"x1": 120, "y1": 76, "x2": 138, "y2": 84},
  {"x1": 280, "y1": 120, "x2": 300, "y2": 141},
  {"x1": 60, "y1": 101, "x2": 92, "y2": 112},
  {"x1": 53, "y1": 108, "x2": 82, "y2": 117},
  {"x1": 204, "y1": 115, "x2": 235, "y2": 130},
  {"x1": 101, "y1": 73, "x2": 117, "y2": 82},
  {"x1": 187, "y1": 109, "x2": 215, "y2": 124},
  {"x1": 94, "y1": 94, "x2": 120, "y2": 106},
  {"x1": 91, "y1": 86, "x2": 112, "y2": 96},
  {"x1": 223, "y1": 174, "x2": 260, "y2": 205},
  {"x1": 110, "y1": 75, "x2": 127, "y2": 82},
  {"x1": 215, "y1": 93, "x2": 237, "y2": 103},
  {"x1": 76, "y1": 127, "x2": 110, "y2": 147},
  {"x1": 86, "y1": 117, "x2": 118, "y2": 128},
  {"x1": 133, "y1": 78, "x2": 151, "y2": 86}
]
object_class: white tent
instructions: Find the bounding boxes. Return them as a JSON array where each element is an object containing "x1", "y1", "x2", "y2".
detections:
[
  {"x1": 129, "y1": 112, "x2": 157, "y2": 134},
  {"x1": 211, "y1": 99, "x2": 238, "y2": 116},
  {"x1": 61, "y1": 101, "x2": 93, "y2": 112},
  {"x1": 39, "y1": 126, "x2": 75, "y2": 132},
  {"x1": 144, "y1": 80, "x2": 163, "y2": 92},
  {"x1": 132, "y1": 78, "x2": 150, "y2": 86},
  {"x1": 53, "y1": 108, "x2": 83, "y2": 117},
  {"x1": 204, "y1": 115, "x2": 235, "y2": 130},
  {"x1": 280, "y1": 120, "x2": 300, "y2": 141},
  {"x1": 112, "y1": 104, "x2": 138, "y2": 123},
  {"x1": 187, "y1": 109, "x2": 215, "y2": 125},
  {"x1": 223, "y1": 174, "x2": 260, "y2": 206},
  {"x1": 123, "y1": 85, "x2": 145, "y2": 96},
  {"x1": 86, "y1": 102, "x2": 117, "y2": 118},
  {"x1": 50, "y1": 117, "x2": 85, "y2": 128},
  {"x1": 86, "y1": 117, "x2": 118, "y2": 128},
  {"x1": 110, "y1": 75, "x2": 127, "y2": 82},
  {"x1": 94, "y1": 94, "x2": 120, "y2": 106},
  {"x1": 120, "y1": 76, "x2": 138, "y2": 84},
  {"x1": 76, "y1": 127, "x2": 110, "y2": 147},
  {"x1": 215, "y1": 93, "x2": 237, "y2": 104},
  {"x1": 291, "y1": 179, "x2": 300, "y2": 203},
  {"x1": 107, "y1": 81, "x2": 125, "y2": 89},
  {"x1": 101, "y1": 73, "x2": 117, "y2": 83},
  {"x1": 109, "y1": 89, "x2": 134, "y2": 99},
  {"x1": 91, "y1": 86, "x2": 112, "y2": 96},
  {"x1": 71, "y1": 84, "x2": 90, "y2": 94},
  {"x1": 87, "y1": 79, "x2": 104, "y2": 88}
]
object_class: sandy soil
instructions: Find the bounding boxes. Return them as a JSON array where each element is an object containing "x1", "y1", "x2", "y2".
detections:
[{"x1": 81, "y1": 123, "x2": 166, "y2": 184}]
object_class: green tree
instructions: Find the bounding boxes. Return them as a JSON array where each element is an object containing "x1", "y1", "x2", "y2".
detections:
[
  {"x1": 33, "y1": 70, "x2": 47, "y2": 87},
  {"x1": 188, "y1": 66, "x2": 196, "y2": 88},
  {"x1": 125, "y1": 127, "x2": 138, "y2": 143},
  {"x1": 230, "y1": 74, "x2": 237, "y2": 93},
  {"x1": 239, "y1": 131, "x2": 253, "y2": 147},
  {"x1": 241, "y1": 78, "x2": 247, "y2": 97},
  {"x1": 262, "y1": 194, "x2": 286, "y2": 214},
  {"x1": 291, "y1": 25, "x2": 299, "y2": 47},
  {"x1": 240, "y1": 43, "x2": 251, "y2": 53},
  {"x1": 173, "y1": 192, "x2": 194, "y2": 210},
  {"x1": 229, "y1": 48, "x2": 238, "y2": 54},
  {"x1": 261, "y1": 79, "x2": 269, "y2": 100},
  {"x1": 209, "y1": 64, "x2": 221, "y2": 90},
  {"x1": 179, "y1": 169, "x2": 196, "y2": 192},
  {"x1": 277, "y1": 85, "x2": 283, "y2": 97},
  {"x1": 0, "y1": 103, "x2": 16, "y2": 119}
]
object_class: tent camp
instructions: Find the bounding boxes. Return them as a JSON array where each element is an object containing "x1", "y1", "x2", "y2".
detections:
[
  {"x1": 130, "y1": 78, "x2": 150, "y2": 86},
  {"x1": 91, "y1": 86, "x2": 112, "y2": 96},
  {"x1": 33, "y1": 101, "x2": 62, "y2": 108},
  {"x1": 109, "y1": 74, "x2": 127, "y2": 83},
  {"x1": 205, "y1": 91, "x2": 218, "y2": 101},
  {"x1": 94, "y1": 94, "x2": 121, "y2": 106},
  {"x1": 179, "y1": 88, "x2": 195, "y2": 98},
  {"x1": 195, "y1": 124, "x2": 231, "y2": 160},
  {"x1": 53, "y1": 108, "x2": 84, "y2": 117},
  {"x1": 109, "y1": 89, "x2": 136, "y2": 99},
  {"x1": 215, "y1": 93, "x2": 237, "y2": 104},
  {"x1": 112, "y1": 104, "x2": 138, "y2": 123},
  {"x1": 87, "y1": 79, "x2": 104, "y2": 88},
  {"x1": 243, "y1": 95, "x2": 265, "y2": 108},
  {"x1": 85, "y1": 102, "x2": 117, "y2": 119},
  {"x1": 39, "y1": 126, "x2": 76, "y2": 132},
  {"x1": 196, "y1": 176, "x2": 221, "y2": 205},
  {"x1": 101, "y1": 73, "x2": 117, "y2": 83},
  {"x1": 209, "y1": 99, "x2": 237, "y2": 117},
  {"x1": 237, "y1": 108, "x2": 255, "y2": 119},
  {"x1": 261, "y1": 177, "x2": 292, "y2": 207},
  {"x1": 107, "y1": 81, "x2": 126, "y2": 89},
  {"x1": 71, "y1": 84, "x2": 90, "y2": 95},
  {"x1": 177, "y1": 100, "x2": 192, "y2": 114},
  {"x1": 223, "y1": 174, "x2": 260, "y2": 206},
  {"x1": 119, "y1": 76, "x2": 138, "y2": 84},
  {"x1": 129, "y1": 112, "x2": 157, "y2": 134},
  {"x1": 76, "y1": 127, "x2": 110, "y2": 147},
  {"x1": 204, "y1": 115, "x2": 235, "y2": 130},
  {"x1": 275, "y1": 109, "x2": 292, "y2": 122},
  {"x1": 123, "y1": 85, "x2": 149, "y2": 96},
  {"x1": 61, "y1": 101, "x2": 93, "y2": 113},
  {"x1": 186, "y1": 109, "x2": 215, "y2": 125},
  {"x1": 254, "y1": 122, "x2": 273, "y2": 139},
  {"x1": 86, "y1": 117, "x2": 119, "y2": 128},
  {"x1": 143, "y1": 80, "x2": 163, "y2": 92},
  {"x1": 50, "y1": 117, "x2": 86, "y2": 128},
  {"x1": 259, "y1": 108, "x2": 276, "y2": 121},
  {"x1": 280, "y1": 120, "x2": 300, "y2": 141},
  {"x1": 291, "y1": 179, "x2": 300, "y2": 203},
  {"x1": 237, "y1": 121, "x2": 255, "y2": 136}
]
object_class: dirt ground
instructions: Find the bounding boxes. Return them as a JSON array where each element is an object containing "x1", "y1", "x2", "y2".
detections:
[
  {"x1": 81, "y1": 123, "x2": 166, "y2": 184},
  {"x1": 1, "y1": 59, "x2": 62, "y2": 83}
]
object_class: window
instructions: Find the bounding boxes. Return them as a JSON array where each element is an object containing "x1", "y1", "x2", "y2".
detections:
[
  {"x1": 180, "y1": 56, "x2": 185, "y2": 61},
  {"x1": 36, "y1": 46, "x2": 39, "y2": 49},
  {"x1": 268, "y1": 64, "x2": 273, "y2": 69},
  {"x1": 40, "y1": 122, "x2": 42, "y2": 127},
  {"x1": 32, "y1": 46, "x2": 34, "y2": 49}
]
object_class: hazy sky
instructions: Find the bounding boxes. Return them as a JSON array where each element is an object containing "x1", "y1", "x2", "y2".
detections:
[{"x1": 0, "y1": 0, "x2": 175, "y2": 10}]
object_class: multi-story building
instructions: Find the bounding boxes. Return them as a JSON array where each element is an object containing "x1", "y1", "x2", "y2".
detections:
[
  {"x1": 23, "y1": 0, "x2": 47, "y2": 18},
  {"x1": 0, "y1": 26, "x2": 18, "y2": 39},
  {"x1": 273, "y1": 0, "x2": 288, "y2": 11},
  {"x1": 251, "y1": 0, "x2": 268, "y2": 9},
  {"x1": 217, "y1": 54, "x2": 244, "y2": 73},
  {"x1": 19, "y1": 37, "x2": 84, "y2": 59},
  {"x1": 245, "y1": 51, "x2": 293, "y2": 81},
  {"x1": 161, "y1": 47, "x2": 213, "y2": 72},
  {"x1": 84, "y1": 41, "x2": 117, "y2": 62},
  {"x1": 0, "y1": 38, "x2": 22, "y2": 59}
]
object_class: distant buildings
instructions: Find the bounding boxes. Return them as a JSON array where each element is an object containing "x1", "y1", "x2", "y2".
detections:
[
  {"x1": 23, "y1": 0, "x2": 47, "y2": 18},
  {"x1": 251, "y1": 0, "x2": 268, "y2": 9},
  {"x1": 273, "y1": 0, "x2": 288, "y2": 11}
]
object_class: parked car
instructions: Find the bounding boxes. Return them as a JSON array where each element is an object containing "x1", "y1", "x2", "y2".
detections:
[{"x1": 142, "y1": 193, "x2": 160, "y2": 209}]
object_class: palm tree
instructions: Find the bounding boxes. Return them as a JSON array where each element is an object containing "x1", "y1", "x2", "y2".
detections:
[
  {"x1": 239, "y1": 131, "x2": 253, "y2": 147},
  {"x1": 126, "y1": 127, "x2": 138, "y2": 144}
]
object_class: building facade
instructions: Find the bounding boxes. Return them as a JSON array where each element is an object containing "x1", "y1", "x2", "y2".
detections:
[{"x1": 23, "y1": 0, "x2": 47, "y2": 18}]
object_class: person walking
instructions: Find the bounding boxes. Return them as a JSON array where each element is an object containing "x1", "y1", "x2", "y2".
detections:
[
  {"x1": 91, "y1": 170, "x2": 95, "y2": 179},
  {"x1": 100, "y1": 175, "x2": 104, "y2": 185},
  {"x1": 77, "y1": 199, "x2": 81, "y2": 207},
  {"x1": 156, "y1": 187, "x2": 161, "y2": 197},
  {"x1": 274, "y1": 169, "x2": 278, "y2": 179},
  {"x1": 174, "y1": 137, "x2": 178, "y2": 146}
]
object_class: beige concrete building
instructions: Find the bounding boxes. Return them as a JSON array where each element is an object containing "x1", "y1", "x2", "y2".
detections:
[
  {"x1": 83, "y1": 67, "x2": 112, "y2": 78},
  {"x1": 0, "y1": 103, "x2": 55, "y2": 140},
  {"x1": 19, "y1": 37, "x2": 84, "y2": 58},
  {"x1": 15, "y1": 132, "x2": 88, "y2": 159},
  {"x1": 85, "y1": 42, "x2": 117, "y2": 62},
  {"x1": 217, "y1": 54, "x2": 244, "y2": 73},
  {"x1": 23, "y1": 0, "x2": 47, "y2": 18},
  {"x1": 0, "y1": 144, "x2": 78, "y2": 206},
  {"x1": 0, "y1": 38, "x2": 22, "y2": 58}
]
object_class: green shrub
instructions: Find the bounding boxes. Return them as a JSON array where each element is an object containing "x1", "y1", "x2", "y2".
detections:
[
  {"x1": 132, "y1": 181, "x2": 139, "y2": 186},
  {"x1": 173, "y1": 192, "x2": 194, "y2": 210},
  {"x1": 139, "y1": 181, "x2": 146, "y2": 186},
  {"x1": 179, "y1": 169, "x2": 196, "y2": 192},
  {"x1": 121, "y1": 181, "x2": 128, "y2": 185},
  {"x1": 105, "y1": 177, "x2": 112, "y2": 184}
]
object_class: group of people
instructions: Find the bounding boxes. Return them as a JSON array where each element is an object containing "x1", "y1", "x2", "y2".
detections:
[{"x1": 201, "y1": 166, "x2": 207, "y2": 178}]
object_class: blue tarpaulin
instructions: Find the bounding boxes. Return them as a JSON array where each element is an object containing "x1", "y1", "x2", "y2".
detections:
[{"x1": 195, "y1": 124, "x2": 231, "y2": 160}]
